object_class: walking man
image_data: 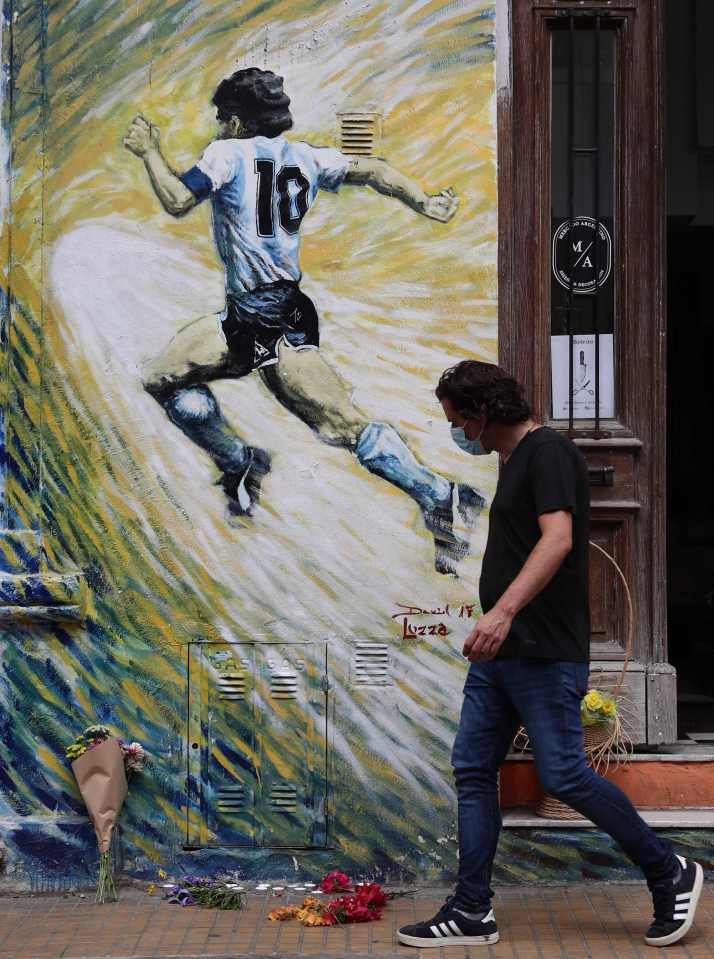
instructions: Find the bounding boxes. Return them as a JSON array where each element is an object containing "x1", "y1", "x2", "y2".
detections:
[
  {"x1": 123, "y1": 68, "x2": 484, "y2": 574},
  {"x1": 398, "y1": 360, "x2": 703, "y2": 948}
]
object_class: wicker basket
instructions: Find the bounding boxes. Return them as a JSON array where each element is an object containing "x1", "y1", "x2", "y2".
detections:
[{"x1": 535, "y1": 723, "x2": 614, "y2": 820}]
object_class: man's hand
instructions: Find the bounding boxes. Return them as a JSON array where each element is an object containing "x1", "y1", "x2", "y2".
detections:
[
  {"x1": 462, "y1": 606, "x2": 513, "y2": 662},
  {"x1": 420, "y1": 187, "x2": 459, "y2": 223},
  {"x1": 124, "y1": 114, "x2": 161, "y2": 158}
]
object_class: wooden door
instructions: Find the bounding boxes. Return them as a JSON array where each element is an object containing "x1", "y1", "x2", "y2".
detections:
[{"x1": 498, "y1": 0, "x2": 674, "y2": 743}]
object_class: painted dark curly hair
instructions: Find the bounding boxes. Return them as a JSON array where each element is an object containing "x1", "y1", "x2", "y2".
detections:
[
  {"x1": 212, "y1": 68, "x2": 293, "y2": 138},
  {"x1": 435, "y1": 361, "x2": 531, "y2": 424}
]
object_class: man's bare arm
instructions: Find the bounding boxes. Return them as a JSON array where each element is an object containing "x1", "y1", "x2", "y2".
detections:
[
  {"x1": 123, "y1": 114, "x2": 198, "y2": 217},
  {"x1": 343, "y1": 156, "x2": 458, "y2": 223}
]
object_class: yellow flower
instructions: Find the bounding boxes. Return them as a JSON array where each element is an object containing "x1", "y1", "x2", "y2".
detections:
[
  {"x1": 147, "y1": 884, "x2": 156, "y2": 896},
  {"x1": 601, "y1": 698, "x2": 617, "y2": 717},
  {"x1": 158, "y1": 869, "x2": 167, "y2": 879},
  {"x1": 301, "y1": 913, "x2": 331, "y2": 927},
  {"x1": 584, "y1": 690, "x2": 603, "y2": 711},
  {"x1": 268, "y1": 906, "x2": 300, "y2": 921}
]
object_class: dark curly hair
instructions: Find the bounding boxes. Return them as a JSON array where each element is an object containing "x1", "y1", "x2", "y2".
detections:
[
  {"x1": 435, "y1": 361, "x2": 531, "y2": 424},
  {"x1": 212, "y1": 68, "x2": 293, "y2": 138}
]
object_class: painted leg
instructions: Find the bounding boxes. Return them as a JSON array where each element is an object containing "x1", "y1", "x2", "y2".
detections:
[
  {"x1": 355, "y1": 422, "x2": 486, "y2": 574},
  {"x1": 162, "y1": 386, "x2": 270, "y2": 515},
  {"x1": 144, "y1": 314, "x2": 270, "y2": 516},
  {"x1": 261, "y1": 343, "x2": 485, "y2": 573}
]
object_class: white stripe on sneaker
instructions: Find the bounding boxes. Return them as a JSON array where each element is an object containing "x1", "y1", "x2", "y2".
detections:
[
  {"x1": 675, "y1": 893, "x2": 691, "y2": 901},
  {"x1": 439, "y1": 923, "x2": 453, "y2": 936},
  {"x1": 429, "y1": 925, "x2": 443, "y2": 938},
  {"x1": 448, "y1": 921, "x2": 463, "y2": 935}
]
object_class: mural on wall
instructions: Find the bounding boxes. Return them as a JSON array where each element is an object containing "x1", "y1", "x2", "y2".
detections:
[
  {"x1": 123, "y1": 67, "x2": 484, "y2": 576},
  {"x1": 0, "y1": 0, "x2": 501, "y2": 885}
]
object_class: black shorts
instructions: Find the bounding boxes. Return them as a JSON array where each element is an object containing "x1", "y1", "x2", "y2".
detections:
[{"x1": 221, "y1": 280, "x2": 320, "y2": 375}]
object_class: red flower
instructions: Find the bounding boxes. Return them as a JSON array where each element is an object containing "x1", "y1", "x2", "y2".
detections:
[
  {"x1": 319, "y1": 870, "x2": 352, "y2": 893},
  {"x1": 326, "y1": 893, "x2": 382, "y2": 924},
  {"x1": 354, "y1": 883, "x2": 388, "y2": 911}
]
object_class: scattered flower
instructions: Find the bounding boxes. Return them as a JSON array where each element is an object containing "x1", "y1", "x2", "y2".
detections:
[
  {"x1": 268, "y1": 905, "x2": 300, "y2": 922},
  {"x1": 161, "y1": 876, "x2": 245, "y2": 910},
  {"x1": 319, "y1": 870, "x2": 352, "y2": 894},
  {"x1": 272, "y1": 873, "x2": 391, "y2": 927}
]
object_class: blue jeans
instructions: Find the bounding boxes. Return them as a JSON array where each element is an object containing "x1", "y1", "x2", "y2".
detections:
[{"x1": 451, "y1": 657, "x2": 679, "y2": 910}]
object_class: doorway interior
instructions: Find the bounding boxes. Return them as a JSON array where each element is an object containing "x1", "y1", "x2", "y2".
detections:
[{"x1": 666, "y1": 0, "x2": 714, "y2": 741}]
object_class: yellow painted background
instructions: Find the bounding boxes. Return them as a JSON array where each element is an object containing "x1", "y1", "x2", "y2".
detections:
[{"x1": 1, "y1": 0, "x2": 498, "y2": 876}]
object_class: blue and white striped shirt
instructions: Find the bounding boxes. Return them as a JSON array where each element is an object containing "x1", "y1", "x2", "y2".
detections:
[{"x1": 181, "y1": 136, "x2": 349, "y2": 296}]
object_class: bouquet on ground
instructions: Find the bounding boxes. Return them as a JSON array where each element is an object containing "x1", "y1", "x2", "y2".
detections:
[
  {"x1": 161, "y1": 874, "x2": 245, "y2": 909},
  {"x1": 65, "y1": 724, "x2": 147, "y2": 903},
  {"x1": 268, "y1": 871, "x2": 389, "y2": 926}
]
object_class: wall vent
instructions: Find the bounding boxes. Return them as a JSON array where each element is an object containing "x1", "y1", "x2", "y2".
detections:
[
  {"x1": 217, "y1": 672, "x2": 247, "y2": 700},
  {"x1": 216, "y1": 784, "x2": 246, "y2": 812},
  {"x1": 270, "y1": 782, "x2": 298, "y2": 812},
  {"x1": 270, "y1": 671, "x2": 299, "y2": 700},
  {"x1": 339, "y1": 113, "x2": 381, "y2": 156},
  {"x1": 353, "y1": 642, "x2": 391, "y2": 685}
]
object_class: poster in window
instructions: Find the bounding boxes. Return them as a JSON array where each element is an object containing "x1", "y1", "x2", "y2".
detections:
[{"x1": 551, "y1": 334, "x2": 614, "y2": 420}]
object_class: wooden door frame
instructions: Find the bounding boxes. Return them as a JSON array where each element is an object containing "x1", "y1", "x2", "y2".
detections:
[{"x1": 496, "y1": 0, "x2": 673, "y2": 741}]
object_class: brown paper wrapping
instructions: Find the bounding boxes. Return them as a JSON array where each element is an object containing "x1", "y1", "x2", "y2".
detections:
[{"x1": 71, "y1": 738, "x2": 128, "y2": 853}]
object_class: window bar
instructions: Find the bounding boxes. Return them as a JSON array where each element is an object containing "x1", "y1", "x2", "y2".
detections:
[
  {"x1": 593, "y1": 15, "x2": 601, "y2": 433},
  {"x1": 567, "y1": 14, "x2": 575, "y2": 432}
]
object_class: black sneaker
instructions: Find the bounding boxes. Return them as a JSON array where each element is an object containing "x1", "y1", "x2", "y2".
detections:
[
  {"x1": 218, "y1": 447, "x2": 271, "y2": 516},
  {"x1": 422, "y1": 483, "x2": 485, "y2": 576},
  {"x1": 456, "y1": 483, "x2": 486, "y2": 527},
  {"x1": 644, "y1": 854, "x2": 704, "y2": 947},
  {"x1": 398, "y1": 898, "x2": 498, "y2": 948}
]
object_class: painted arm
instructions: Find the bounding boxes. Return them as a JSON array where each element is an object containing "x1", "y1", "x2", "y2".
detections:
[
  {"x1": 343, "y1": 156, "x2": 458, "y2": 223},
  {"x1": 463, "y1": 510, "x2": 574, "y2": 661},
  {"x1": 123, "y1": 114, "x2": 198, "y2": 217}
]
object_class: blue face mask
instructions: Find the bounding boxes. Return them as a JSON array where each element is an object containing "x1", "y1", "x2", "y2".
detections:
[{"x1": 450, "y1": 422, "x2": 488, "y2": 456}]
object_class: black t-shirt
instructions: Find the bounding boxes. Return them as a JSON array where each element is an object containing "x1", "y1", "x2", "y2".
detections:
[{"x1": 480, "y1": 426, "x2": 591, "y2": 663}]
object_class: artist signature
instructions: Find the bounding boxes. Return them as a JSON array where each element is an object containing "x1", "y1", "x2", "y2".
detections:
[{"x1": 391, "y1": 602, "x2": 477, "y2": 640}]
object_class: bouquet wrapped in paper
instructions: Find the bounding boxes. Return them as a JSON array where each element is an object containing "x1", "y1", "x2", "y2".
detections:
[{"x1": 66, "y1": 725, "x2": 146, "y2": 902}]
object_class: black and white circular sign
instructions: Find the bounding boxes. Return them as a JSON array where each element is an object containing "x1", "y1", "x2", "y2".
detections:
[{"x1": 552, "y1": 216, "x2": 612, "y2": 294}]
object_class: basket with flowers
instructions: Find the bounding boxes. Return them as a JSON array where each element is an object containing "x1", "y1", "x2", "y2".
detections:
[{"x1": 533, "y1": 683, "x2": 633, "y2": 820}]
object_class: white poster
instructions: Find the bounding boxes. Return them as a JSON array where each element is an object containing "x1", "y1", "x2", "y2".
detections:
[{"x1": 551, "y1": 334, "x2": 614, "y2": 420}]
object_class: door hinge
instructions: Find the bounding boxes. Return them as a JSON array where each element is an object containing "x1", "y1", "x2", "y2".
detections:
[{"x1": 320, "y1": 674, "x2": 331, "y2": 693}]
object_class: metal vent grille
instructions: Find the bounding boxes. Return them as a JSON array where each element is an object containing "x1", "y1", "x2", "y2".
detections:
[
  {"x1": 339, "y1": 113, "x2": 381, "y2": 156},
  {"x1": 216, "y1": 784, "x2": 246, "y2": 812},
  {"x1": 270, "y1": 671, "x2": 299, "y2": 699},
  {"x1": 354, "y1": 642, "x2": 391, "y2": 685},
  {"x1": 217, "y1": 672, "x2": 247, "y2": 700},
  {"x1": 270, "y1": 782, "x2": 298, "y2": 812}
]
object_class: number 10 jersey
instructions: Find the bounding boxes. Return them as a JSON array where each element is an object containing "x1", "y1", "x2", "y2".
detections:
[{"x1": 180, "y1": 136, "x2": 350, "y2": 297}]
